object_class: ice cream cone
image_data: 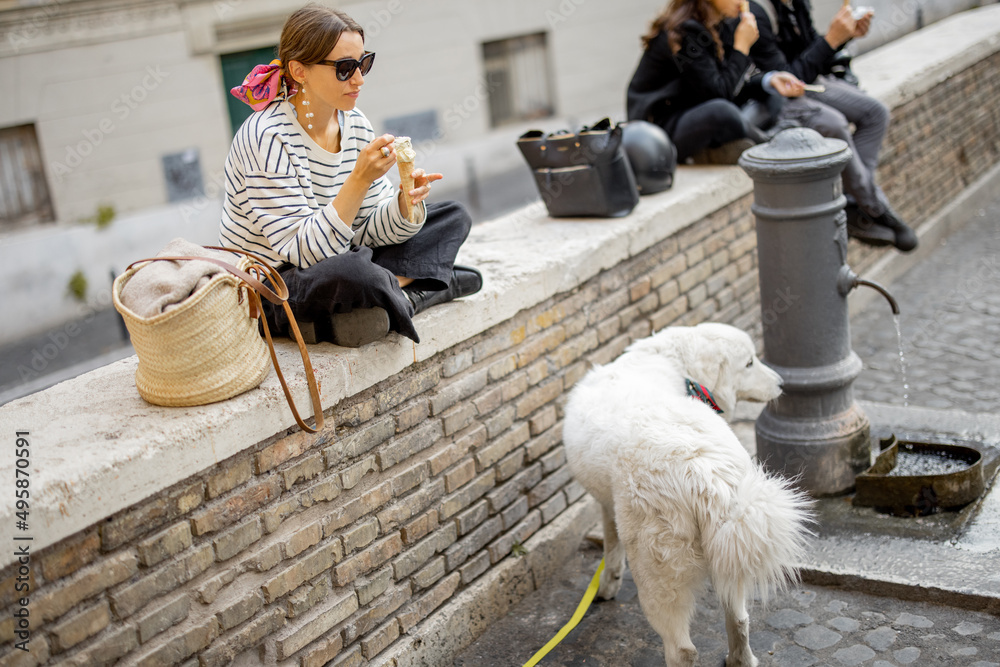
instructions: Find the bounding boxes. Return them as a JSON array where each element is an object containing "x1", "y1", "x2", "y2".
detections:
[{"x1": 394, "y1": 136, "x2": 417, "y2": 223}]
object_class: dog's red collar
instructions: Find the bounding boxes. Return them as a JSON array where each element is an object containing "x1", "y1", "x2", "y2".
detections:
[{"x1": 685, "y1": 378, "x2": 723, "y2": 414}]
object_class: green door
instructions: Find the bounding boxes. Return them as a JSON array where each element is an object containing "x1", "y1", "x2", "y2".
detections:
[{"x1": 220, "y1": 46, "x2": 279, "y2": 137}]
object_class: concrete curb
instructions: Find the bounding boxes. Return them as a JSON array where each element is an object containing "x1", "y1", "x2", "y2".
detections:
[
  {"x1": 799, "y1": 527, "x2": 1000, "y2": 616},
  {"x1": 801, "y1": 567, "x2": 1000, "y2": 615}
]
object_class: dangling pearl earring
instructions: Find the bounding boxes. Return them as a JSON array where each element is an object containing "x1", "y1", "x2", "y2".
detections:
[{"x1": 301, "y1": 85, "x2": 314, "y2": 130}]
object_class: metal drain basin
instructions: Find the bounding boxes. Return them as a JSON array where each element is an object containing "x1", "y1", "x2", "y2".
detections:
[{"x1": 853, "y1": 435, "x2": 985, "y2": 516}]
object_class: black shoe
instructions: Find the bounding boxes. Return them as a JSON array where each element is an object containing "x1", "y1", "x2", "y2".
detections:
[
  {"x1": 845, "y1": 204, "x2": 895, "y2": 247},
  {"x1": 297, "y1": 307, "x2": 390, "y2": 347},
  {"x1": 405, "y1": 265, "x2": 483, "y2": 315},
  {"x1": 875, "y1": 209, "x2": 919, "y2": 252}
]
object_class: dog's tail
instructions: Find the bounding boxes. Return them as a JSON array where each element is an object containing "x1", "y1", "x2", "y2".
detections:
[{"x1": 700, "y1": 465, "x2": 813, "y2": 607}]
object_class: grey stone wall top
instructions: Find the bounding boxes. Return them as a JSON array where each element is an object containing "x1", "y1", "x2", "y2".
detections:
[{"x1": 852, "y1": 4, "x2": 1000, "y2": 109}]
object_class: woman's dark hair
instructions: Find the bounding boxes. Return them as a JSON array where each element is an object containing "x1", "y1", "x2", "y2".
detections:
[
  {"x1": 279, "y1": 4, "x2": 364, "y2": 83},
  {"x1": 642, "y1": 0, "x2": 724, "y2": 59}
]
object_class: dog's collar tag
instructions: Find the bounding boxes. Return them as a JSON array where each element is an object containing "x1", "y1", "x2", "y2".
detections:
[{"x1": 685, "y1": 378, "x2": 723, "y2": 414}]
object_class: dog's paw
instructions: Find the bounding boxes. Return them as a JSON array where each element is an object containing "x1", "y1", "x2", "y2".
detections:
[
  {"x1": 678, "y1": 647, "x2": 698, "y2": 666},
  {"x1": 596, "y1": 571, "x2": 622, "y2": 600}
]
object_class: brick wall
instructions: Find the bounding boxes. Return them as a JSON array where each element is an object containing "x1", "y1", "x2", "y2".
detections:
[
  {"x1": 0, "y1": 203, "x2": 760, "y2": 667},
  {"x1": 4, "y1": 47, "x2": 1000, "y2": 667}
]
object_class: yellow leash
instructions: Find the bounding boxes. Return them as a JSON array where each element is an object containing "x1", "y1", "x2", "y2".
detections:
[{"x1": 522, "y1": 558, "x2": 605, "y2": 667}]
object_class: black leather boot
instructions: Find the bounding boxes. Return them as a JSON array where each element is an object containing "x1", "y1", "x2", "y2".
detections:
[
  {"x1": 876, "y1": 209, "x2": 919, "y2": 252},
  {"x1": 845, "y1": 204, "x2": 895, "y2": 247}
]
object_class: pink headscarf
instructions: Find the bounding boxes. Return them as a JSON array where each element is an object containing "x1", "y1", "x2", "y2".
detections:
[{"x1": 230, "y1": 59, "x2": 297, "y2": 111}]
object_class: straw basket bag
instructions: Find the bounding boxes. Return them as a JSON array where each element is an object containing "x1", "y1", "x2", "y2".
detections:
[{"x1": 113, "y1": 245, "x2": 323, "y2": 432}]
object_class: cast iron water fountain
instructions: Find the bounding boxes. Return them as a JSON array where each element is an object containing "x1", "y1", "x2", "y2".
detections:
[{"x1": 738, "y1": 128, "x2": 985, "y2": 510}]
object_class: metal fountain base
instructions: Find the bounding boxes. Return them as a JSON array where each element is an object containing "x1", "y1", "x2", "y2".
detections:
[{"x1": 756, "y1": 403, "x2": 871, "y2": 496}]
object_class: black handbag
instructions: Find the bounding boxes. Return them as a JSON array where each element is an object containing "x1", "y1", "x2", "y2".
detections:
[{"x1": 516, "y1": 118, "x2": 639, "y2": 218}]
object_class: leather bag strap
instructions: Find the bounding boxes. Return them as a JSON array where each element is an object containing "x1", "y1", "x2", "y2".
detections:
[
  {"x1": 124, "y1": 248, "x2": 324, "y2": 433},
  {"x1": 124, "y1": 246, "x2": 288, "y2": 303},
  {"x1": 248, "y1": 288, "x2": 325, "y2": 434}
]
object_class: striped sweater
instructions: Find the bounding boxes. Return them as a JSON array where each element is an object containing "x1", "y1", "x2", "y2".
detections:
[{"x1": 219, "y1": 101, "x2": 425, "y2": 268}]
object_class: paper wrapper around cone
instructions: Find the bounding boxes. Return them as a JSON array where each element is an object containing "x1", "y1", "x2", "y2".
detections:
[
  {"x1": 397, "y1": 161, "x2": 416, "y2": 223},
  {"x1": 394, "y1": 137, "x2": 417, "y2": 223}
]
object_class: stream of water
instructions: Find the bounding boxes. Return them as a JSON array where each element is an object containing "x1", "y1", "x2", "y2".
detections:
[{"x1": 893, "y1": 314, "x2": 910, "y2": 407}]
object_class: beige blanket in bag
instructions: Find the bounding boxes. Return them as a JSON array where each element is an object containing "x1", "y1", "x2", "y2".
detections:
[{"x1": 119, "y1": 239, "x2": 237, "y2": 318}]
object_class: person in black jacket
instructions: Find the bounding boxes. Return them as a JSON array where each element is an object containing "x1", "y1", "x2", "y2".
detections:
[
  {"x1": 627, "y1": 0, "x2": 805, "y2": 164},
  {"x1": 746, "y1": 0, "x2": 918, "y2": 251}
]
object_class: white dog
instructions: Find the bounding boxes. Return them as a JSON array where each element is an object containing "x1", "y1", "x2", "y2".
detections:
[{"x1": 563, "y1": 323, "x2": 812, "y2": 667}]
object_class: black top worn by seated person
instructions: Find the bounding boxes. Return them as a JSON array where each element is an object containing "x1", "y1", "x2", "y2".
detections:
[
  {"x1": 742, "y1": 0, "x2": 838, "y2": 83},
  {"x1": 627, "y1": 19, "x2": 768, "y2": 133}
]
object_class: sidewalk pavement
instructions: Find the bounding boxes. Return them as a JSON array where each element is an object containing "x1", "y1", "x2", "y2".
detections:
[
  {"x1": 455, "y1": 538, "x2": 1000, "y2": 667},
  {"x1": 0, "y1": 308, "x2": 133, "y2": 406},
  {"x1": 453, "y1": 195, "x2": 1000, "y2": 666}
]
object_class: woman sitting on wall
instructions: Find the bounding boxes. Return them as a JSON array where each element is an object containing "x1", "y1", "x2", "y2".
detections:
[
  {"x1": 627, "y1": 0, "x2": 804, "y2": 164},
  {"x1": 221, "y1": 4, "x2": 482, "y2": 348}
]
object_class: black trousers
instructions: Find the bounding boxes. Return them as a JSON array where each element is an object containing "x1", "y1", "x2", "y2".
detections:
[
  {"x1": 664, "y1": 99, "x2": 767, "y2": 162},
  {"x1": 264, "y1": 200, "x2": 472, "y2": 343}
]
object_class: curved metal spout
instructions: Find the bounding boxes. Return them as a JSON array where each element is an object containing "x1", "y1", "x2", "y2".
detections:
[
  {"x1": 836, "y1": 266, "x2": 900, "y2": 314},
  {"x1": 854, "y1": 278, "x2": 900, "y2": 314}
]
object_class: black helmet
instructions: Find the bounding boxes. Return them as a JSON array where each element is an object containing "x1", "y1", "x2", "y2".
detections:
[{"x1": 621, "y1": 121, "x2": 677, "y2": 195}]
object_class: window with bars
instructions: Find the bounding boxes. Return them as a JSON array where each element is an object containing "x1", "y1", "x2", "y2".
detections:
[
  {"x1": 0, "y1": 124, "x2": 55, "y2": 230},
  {"x1": 482, "y1": 33, "x2": 555, "y2": 127}
]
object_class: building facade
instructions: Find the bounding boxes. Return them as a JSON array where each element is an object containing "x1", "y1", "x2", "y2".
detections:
[{"x1": 0, "y1": 0, "x2": 659, "y2": 230}]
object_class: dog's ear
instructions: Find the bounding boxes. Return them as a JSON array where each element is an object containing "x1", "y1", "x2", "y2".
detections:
[
  {"x1": 681, "y1": 331, "x2": 725, "y2": 385},
  {"x1": 682, "y1": 329, "x2": 739, "y2": 415},
  {"x1": 710, "y1": 368, "x2": 738, "y2": 417}
]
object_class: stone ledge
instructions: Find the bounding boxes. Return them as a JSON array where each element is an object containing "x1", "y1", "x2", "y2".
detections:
[
  {"x1": 3, "y1": 4, "x2": 1000, "y2": 569},
  {"x1": 0, "y1": 167, "x2": 750, "y2": 570},
  {"x1": 851, "y1": 4, "x2": 1000, "y2": 110}
]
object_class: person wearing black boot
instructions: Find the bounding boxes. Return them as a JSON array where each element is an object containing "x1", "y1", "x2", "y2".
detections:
[
  {"x1": 627, "y1": 0, "x2": 806, "y2": 165},
  {"x1": 742, "y1": 0, "x2": 918, "y2": 251},
  {"x1": 220, "y1": 5, "x2": 482, "y2": 347}
]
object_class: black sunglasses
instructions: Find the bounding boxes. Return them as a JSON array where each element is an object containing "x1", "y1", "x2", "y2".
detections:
[{"x1": 318, "y1": 52, "x2": 375, "y2": 81}]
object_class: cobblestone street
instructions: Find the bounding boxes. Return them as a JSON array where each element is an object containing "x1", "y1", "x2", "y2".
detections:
[
  {"x1": 455, "y1": 540, "x2": 1000, "y2": 667},
  {"x1": 852, "y1": 201, "x2": 1000, "y2": 411}
]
